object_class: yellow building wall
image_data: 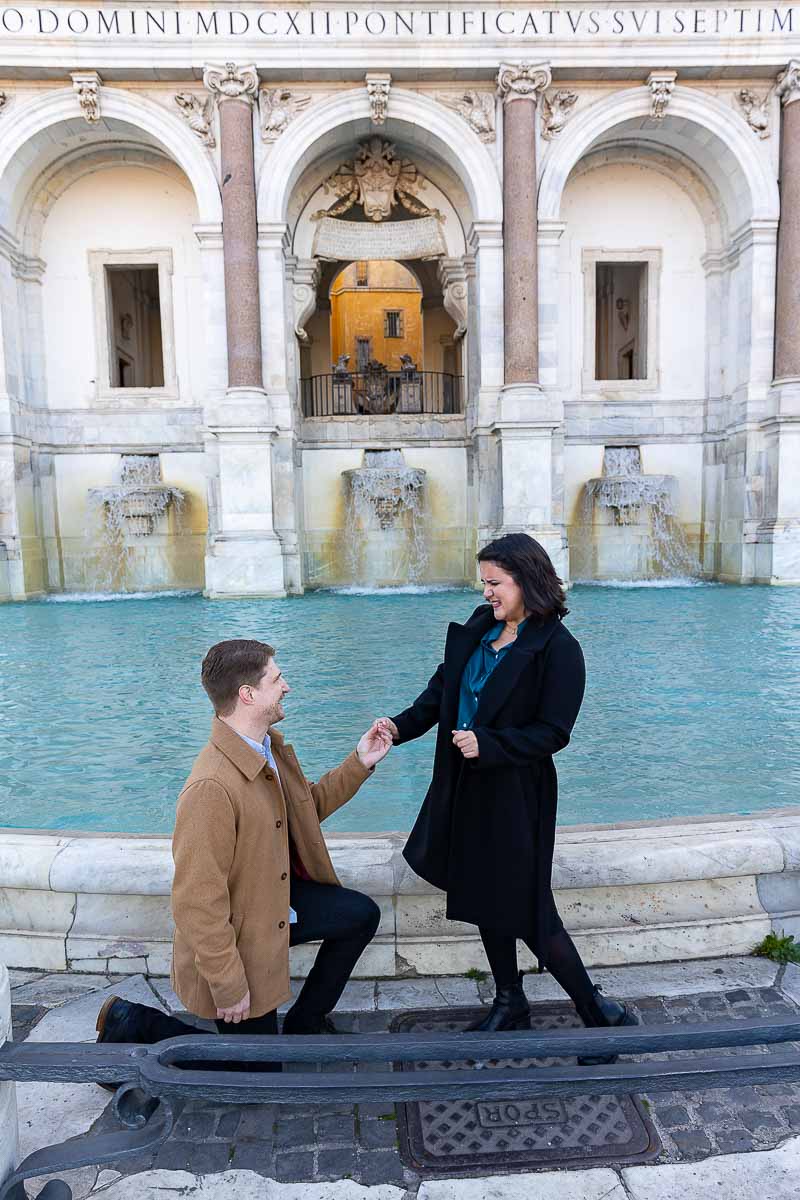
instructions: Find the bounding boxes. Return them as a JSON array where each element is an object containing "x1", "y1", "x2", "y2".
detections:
[{"x1": 330, "y1": 260, "x2": 423, "y2": 370}]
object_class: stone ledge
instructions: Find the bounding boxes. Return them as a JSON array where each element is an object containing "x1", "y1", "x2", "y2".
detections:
[{"x1": 0, "y1": 810, "x2": 796, "y2": 976}]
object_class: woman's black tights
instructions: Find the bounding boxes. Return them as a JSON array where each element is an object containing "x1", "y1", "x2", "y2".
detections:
[{"x1": 479, "y1": 926, "x2": 596, "y2": 1018}]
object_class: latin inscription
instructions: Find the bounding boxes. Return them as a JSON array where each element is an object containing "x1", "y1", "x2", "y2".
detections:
[
  {"x1": 477, "y1": 1099, "x2": 568, "y2": 1127},
  {"x1": 0, "y1": 5, "x2": 796, "y2": 41},
  {"x1": 312, "y1": 216, "x2": 446, "y2": 262}
]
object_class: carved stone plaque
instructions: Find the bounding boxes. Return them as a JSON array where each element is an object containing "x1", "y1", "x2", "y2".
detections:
[{"x1": 312, "y1": 216, "x2": 446, "y2": 261}]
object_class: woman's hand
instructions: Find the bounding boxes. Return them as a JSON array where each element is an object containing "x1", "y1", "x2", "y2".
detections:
[
  {"x1": 216, "y1": 989, "x2": 251, "y2": 1023},
  {"x1": 376, "y1": 717, "x2": 399, "y2": 742},
  {"x1": 452, "y1": 729, "x2": 479, "y2": 759},
  {"x1": 357, "y1": 721, "x2": 394, "y2": 768}
]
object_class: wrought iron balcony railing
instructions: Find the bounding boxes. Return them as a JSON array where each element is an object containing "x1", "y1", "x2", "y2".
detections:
[{"x1": 300, "y1": 370, "x2": 464, "y2": 418}]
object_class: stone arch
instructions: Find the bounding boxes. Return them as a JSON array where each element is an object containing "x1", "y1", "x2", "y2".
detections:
[
  {"x1": 258, "y1": 87, "x2": 503, "y2": 227},
  {"x1": 0, "y1": 87, "x2": 221, "y2": 230},
  {"x1": 539, "y1": 85, "x2": 779, "y2": 232}
]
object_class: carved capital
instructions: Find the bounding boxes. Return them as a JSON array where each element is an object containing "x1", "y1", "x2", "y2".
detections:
[
  {"x1": 174, "y1": 93, "x2": 216, "y2": 148},
  {"x1": 777, "y1": 60, "x2": 800, "y2": 107},
  {"x1": 496, "y1": 62, "x2": 551, "y2": 107},
  {"x1": 437, "y1": 258, "x2": 468, "y2": 341},
  {"x1": 71, "y1": 71, "x2": 101, "y2": 124},
  {"x1": 366, "y1": 73, "x2": 391, "y2": 125},
  {"x1": 203, "y1": 62, "x2": 259, "y2": 105},
  {"x1": 647, "y1": 70, "x2": 677, "y2": 120}
]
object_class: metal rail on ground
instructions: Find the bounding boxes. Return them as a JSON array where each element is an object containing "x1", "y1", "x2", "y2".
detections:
[{"x1": 1, "y1": 1017, "x2": 799, "y2": 1199}]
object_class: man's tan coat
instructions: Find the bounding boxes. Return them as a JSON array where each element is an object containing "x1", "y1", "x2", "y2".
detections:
[{"x1": 170, "y1": 717, "x2": 372, "y2": 1019}]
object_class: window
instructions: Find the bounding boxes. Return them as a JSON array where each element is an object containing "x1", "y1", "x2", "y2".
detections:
[
  {"x1": 384, "y1": 310, "x2": 403, "y2": 338},
  {"x1": 356, "y1": 261, "x2": 369, "y2": 287},
  {"x1": 582, "y1": 249, "x2": 661, "y2": 392},
  {"x1": 595, "y1": 262, "x2": 647, "y2": 380},
  {"x1": 106, "y1": 265, "x2": 165, "y2": 388},
  {"x1": 355, "y1": 336, "x2": 372, "y2": 371},
  {"x1": 88, "y1": 248, "x2": 177, "y2": 402}
]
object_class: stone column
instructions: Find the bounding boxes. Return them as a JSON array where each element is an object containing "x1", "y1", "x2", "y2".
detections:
[
  {"x1": 775, "y1": 61, "x2": 800, "y2": 383},
  {"x1": 758, "y1": 60, "x2": 800, "y2": 584},
  {"x1": 201, "y1": 64, "x2": 286, "y2": 597},
  {"x1": 0, "y1": 965, "x2": 19, "y2": 1186},
  {"x1": 496, "y1": 62, "x2": 551, "y2": 403},
  {"x1": 203, "y1": 62, "x2": 263, "y2": 392}
]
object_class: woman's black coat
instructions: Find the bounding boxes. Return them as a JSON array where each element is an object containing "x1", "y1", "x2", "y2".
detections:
[{"x1": 392, "y1": 603, "x2": 586, "y2": 950}]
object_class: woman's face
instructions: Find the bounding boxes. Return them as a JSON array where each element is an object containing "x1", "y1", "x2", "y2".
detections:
[{"x1": 479, "y1": 561, "x2": 527, "y2": 623}]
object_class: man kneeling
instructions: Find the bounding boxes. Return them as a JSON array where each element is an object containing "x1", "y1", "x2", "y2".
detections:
[{"x1": 96, "y1": 638, "x2": 392, "y2": 1054}]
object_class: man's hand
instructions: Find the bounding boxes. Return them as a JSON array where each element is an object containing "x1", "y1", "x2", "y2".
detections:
[
  {"x1": 216, "y1": 989, "x2": 251, "y2": 1024},
  {"x1": 376, "y1": 717, "x2": 399, "y2": 742},
  {"x1": 357, "y1": 721, "x2": 394, "y2": 768},
  {"x1": 452, "y1": 729, "x2": 479, "y2": 759}
]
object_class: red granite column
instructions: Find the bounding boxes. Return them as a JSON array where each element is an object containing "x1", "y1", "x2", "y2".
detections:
[
  {"x1": 496, "y1": 63, "x2": 551, "y2": 388},
  {"x1": 203, "y1": 62, "x2": 263, "y2": 390},
  {"x1": 775, "y1": 60, "x2": 800, "y2": 382}
]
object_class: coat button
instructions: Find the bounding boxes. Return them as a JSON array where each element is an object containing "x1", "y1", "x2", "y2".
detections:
[
  {"x1": 264, "y1": 773, "x2": 273, "y2": 781},
  {"x1": 281, "y1": 872, "x2": 287, "y2": 881},
  {"x1": 276, "y1": 820, "x2": 282, "y2": 828},
  {"x1": 279, "y1": 920, "x2": 286, "y2": 929}
]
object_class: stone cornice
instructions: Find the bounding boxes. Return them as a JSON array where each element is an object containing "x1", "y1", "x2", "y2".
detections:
[{"x1": 496, "y1": 62, "x2": 551, "y2": 106}]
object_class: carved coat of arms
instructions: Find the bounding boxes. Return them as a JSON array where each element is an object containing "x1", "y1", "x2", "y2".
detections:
[{"x1": 314, "y1": 138, "x2": 440, "y2": 223}]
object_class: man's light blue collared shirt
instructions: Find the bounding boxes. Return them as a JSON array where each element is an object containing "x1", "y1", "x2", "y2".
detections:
[{"x1": 237, "y1": 730, "x2": 297, "y2": 925}]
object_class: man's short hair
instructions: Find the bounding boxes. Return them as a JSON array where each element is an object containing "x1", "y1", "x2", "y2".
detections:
[{"x1": 201, "y1": 639, "x2": 275, "y2": 717}]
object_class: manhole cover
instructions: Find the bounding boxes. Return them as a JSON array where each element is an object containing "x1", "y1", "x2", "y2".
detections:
[{"x1": 391, "y1": 1004, "x2": 660, "y2": 1174}]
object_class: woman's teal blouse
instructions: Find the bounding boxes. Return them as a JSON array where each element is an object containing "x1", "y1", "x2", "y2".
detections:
[{"x1": 456, "y1": 619, "x2": 528, "y2": 731}]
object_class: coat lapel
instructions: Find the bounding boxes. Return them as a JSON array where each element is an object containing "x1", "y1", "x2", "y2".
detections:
[
  {"x1": 442, "y1": 606, "x2": 495, "y2": 719},
  {"x1": 474, "y1": 615, "x2": 562, "y2": 728}
]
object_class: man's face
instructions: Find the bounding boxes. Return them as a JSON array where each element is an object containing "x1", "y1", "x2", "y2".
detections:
[{"x1": 244, "y1": 658, "x2": 290, "y2": 727}]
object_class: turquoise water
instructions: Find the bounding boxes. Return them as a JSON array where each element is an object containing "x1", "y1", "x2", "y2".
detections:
[{"x1": 0, "y1": 584, "x2": 798, "y2": 834}]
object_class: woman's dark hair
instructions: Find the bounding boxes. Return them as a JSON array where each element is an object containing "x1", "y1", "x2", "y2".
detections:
[{"x1": 477, "y1": 533, "x2": 568, "y2": 622}]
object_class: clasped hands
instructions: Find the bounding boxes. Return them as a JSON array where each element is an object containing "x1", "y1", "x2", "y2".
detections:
[{"x1": 377, "y1": 717, "x2": 478, "y2": 759}]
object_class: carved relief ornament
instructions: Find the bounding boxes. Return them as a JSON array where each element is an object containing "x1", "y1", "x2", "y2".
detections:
[
  {"x1": 174, "y1": 93, "x2": 216, "y2": 148},
  {"x1": 496, "y1": 62, "x2": 552, "y2": 105},
  {"x1": 542, "y1": 90, "x2": 578, "y2": 139},
  {"x1": 437, "y1": 259, "x2": 468, "y2": 340},
  {"x1": 647, "y1": 70, "x2": 677, "y2": 120},
  {"x1": 292, "y1": 259, "x2": 321, "y2": 344},
  {"x1": 366, "y1": 72, "x2": 391, "y2": 125},
  {"x1": 314, "y1": 137, "x2": 440, "y2": 223},
  {"x1": 736, "y1": 88, "x2": 772, "y2": 138},
  {"x1": 259, "y1": 88, "x2": 311, "y2": 141},
  {"x1": 439, "y1": 91, "x2": 495, "y2": 143},
  {"x1": 777, "y1": 60, "x2": 800, "y2": 106},
  {"x1": 72, "y1": 71, "x2": 101, "y2": 123},
  {"x1": 203, "y1": 62, "x2": 259, "y2": 104}
]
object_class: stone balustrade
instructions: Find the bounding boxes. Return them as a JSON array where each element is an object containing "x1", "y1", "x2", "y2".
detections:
[{"x1": 0, "y1": 810, "x2": 798, "y2": 979}]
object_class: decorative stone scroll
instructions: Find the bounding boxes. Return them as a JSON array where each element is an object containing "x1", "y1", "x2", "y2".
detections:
[
  {"x1": 259, "y1": 88, "x2": 311, "y2": 141},
  {"x1": 174, "y1": 93, "x2": 216, "y2": 148},
  {"x1": 437, "y1": 258, "x2": 468, "y2": 340},
  {"x1": 647, "y1": 70, "x2": 677, "y2": 120},
  {"x1": 438, "y1": 91, "x2": 495, "y2": 143},
  {"x1": 314, "y1": 138, "x2": 440, "y2": 223},
  {"x1": 366, "y1": 72, "x2": 391, "y2": 125},
  {"x1": 496, "y1": 62, "x2": 551, "y2": 105},
  {"x1": 312, "y1": 216, "x2": 446, "y2": 262},
  {"x1": 542, "y1": 90, "x2": 578, "y2": 139},
  {"x1": 291, "y1": 258, "x2": 321, "y2": 344},
  {"x1": 72, "y1": 71, "x2": 101, "y2": 123},
  {"x1": 203, "y1": 62, "x2": 259, "y2": 105},
  {"x1": 777, "y1": 60, "x2": 800, "y2": 107},
  {"x1": 736, "y1": 88, "x2": 772, "y2": 137}
]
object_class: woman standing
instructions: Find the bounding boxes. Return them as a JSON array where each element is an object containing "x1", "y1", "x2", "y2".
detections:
[{"x1": 379, "y1": 533, "x2": 635, "y2": 1060}]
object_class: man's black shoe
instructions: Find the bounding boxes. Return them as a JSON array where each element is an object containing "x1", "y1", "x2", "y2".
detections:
[
  {"x1": 95, "y1": 995, "x2": 145, "y2": 1091},
  {"x1": 282, "y1": 1011, "x2": 338, "y2": 1035}
]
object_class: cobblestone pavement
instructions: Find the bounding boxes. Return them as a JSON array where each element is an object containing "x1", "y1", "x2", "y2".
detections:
[{"x1": 10, "y1": 961, "x2": 800, "y2": 1191}]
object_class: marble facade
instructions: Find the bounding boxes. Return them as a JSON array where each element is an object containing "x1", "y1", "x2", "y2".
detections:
[{"x1": 0, "y1": 8, "x2": 799, "y2": 595}]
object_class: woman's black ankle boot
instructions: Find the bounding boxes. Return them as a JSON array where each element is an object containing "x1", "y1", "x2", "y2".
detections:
[
  {"x1": 576, "y1": 984, "x2": 638, "y2": 1066},
  {"x1": 465, "y1": 972, "x2": 531, "y2": 1032}
]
